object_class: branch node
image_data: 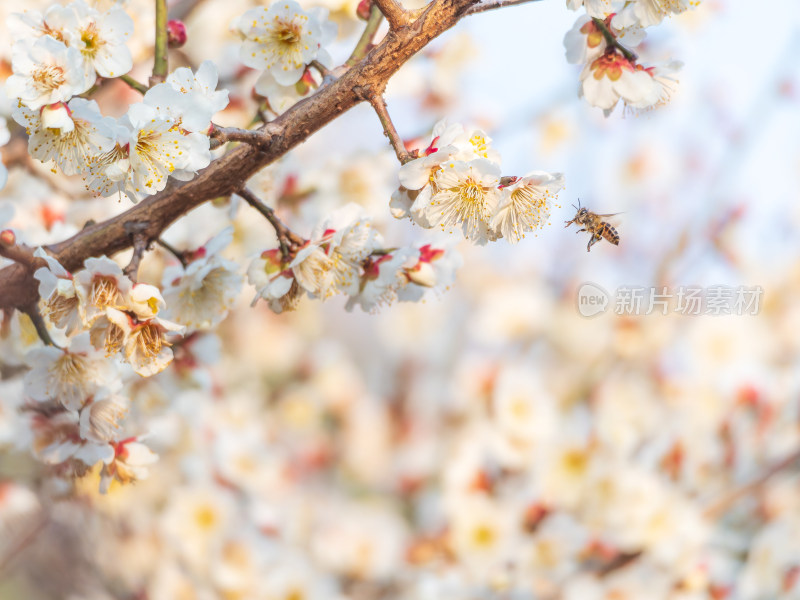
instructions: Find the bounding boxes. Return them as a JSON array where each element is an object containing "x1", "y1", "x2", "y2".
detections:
[
  {"x1": 123, "y1": 222, "x2": 151, "y2": 282},
  {"x1": 373, "y1": 0, "x2": 410, "y2": 30}
]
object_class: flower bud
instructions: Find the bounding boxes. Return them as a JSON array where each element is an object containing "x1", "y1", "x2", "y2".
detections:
[
  {"x1": 41, "y1": 102, "x2": 74, "y2": 133},
  {"x1": 356, "y1": 0, "x2": 372, "y2": 20},
  {"x1": 0, "y1": 229, "x2": 15, "y2": 247},
  {"x1": 406, "y1": 261, "x2": 437, "y2": 288},
  {"x1": 129, "y1": 283, "x2": 166, "y2": 319},
  {"x1": 167, "y1": 20, "x2": 187, "y2": 48}
]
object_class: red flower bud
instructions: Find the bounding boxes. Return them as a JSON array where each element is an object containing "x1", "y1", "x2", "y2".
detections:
[
  {"x1": 167, "y1": 20, "x2": 187, "y2": 49},
  {"x1": 356, "y1": 0, "x2": 372, "y2": 20}
]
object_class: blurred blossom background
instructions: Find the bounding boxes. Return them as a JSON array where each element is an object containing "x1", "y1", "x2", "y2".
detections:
[{"x1": 2, "y1": 0, "x2": 800, "y2": 598}]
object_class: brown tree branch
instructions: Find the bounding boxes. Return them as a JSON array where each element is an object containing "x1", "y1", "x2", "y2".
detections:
[
  {"x1": 365, "y1": 93, "x2": 412, "y2": 164},
  {"x1": 465, "y1": 0, "x2": 545, "y2": 15},
  {"x1": 0, "y1": 0, "x2": 481, "y2": 313},
  {"x1": 209, "y1": 125, "x2": 273, "y2": 149},
  {"x1": 373, "y1": 0, "x2": 409, "y2": 29},
  {"x1": 703, "y1": 447, "x2": 800, "y2": 519},
  {"x1": 237, "y1": 188, "x2": 304, "y2": 257}
]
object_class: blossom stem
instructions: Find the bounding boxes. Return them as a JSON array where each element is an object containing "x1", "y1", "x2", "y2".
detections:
[
  {"x1": 151, "y1": 0, "x2": 169, "y2": 85},
  {"x1": 309, "y1": 60, "x2": 331, "y2": 79},
  {"x1": 373, "y1": 0, "x2": 409, "y2": 29},
  {"x1": 592, "y1": 17, "x2": 638, "y2": 62},
  {"x1": 367, "y1": 94, "x2": 412, "y2": 164},
  {"x1": 703, "y1": 447, "x2": 800, "y2": 519},
  {"x1": 346, "y1": 5, "x2": 384, "y2": 67},
  {"x1": 156, "y1": 238, "x2": 188, "y2": 268},
  {"x1": 22, "y1": 303, "x2": 58, "y2": 347},
  {"x1": 237, "y1": 187, "x2": 304, "y2": 257},
  {"x1": 120, "y1": 74, "x2": 149, "y2": 95}
]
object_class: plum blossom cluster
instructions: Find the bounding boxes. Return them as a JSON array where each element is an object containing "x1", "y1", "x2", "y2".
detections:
[
  {"x1": 6, "y1": 2, "x2": 228, "y2": 203},
  {"x1": 392, "y1": 120, "x2": 565, "y2": 245},
  {"x1": 233, "y1": 0, "x2": 337, "y2": 115},
  {"x1": 564, "y1": 1, "x2": 693, "y2": 114},
  {"x1": 20, "y1": 227, "x2": 243, "y2": 491},
  {"x1": 248, "y1": 203, "x2": 461, "y2": 313}
]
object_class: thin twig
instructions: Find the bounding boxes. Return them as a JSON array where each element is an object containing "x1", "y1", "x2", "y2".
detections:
[
  {"x1": 309, "y1": 60, "x2": 332, "y2": 80},
  {"x1": 22, "y1": 303, "x2": 58, "y2": 347},
  {"x1": 150, "y1": 0, "x2": 169, "y2": 85},
  {"x1": 373, "y1": 0, "x2": 409, "y2": 29},
  {"x1": 592, "y1": 17, "x2": 638, "y2": 62},
  {"x1": 120, "y1": 74, "x2": 149, "y2": 95},
  {"x1": 703, "y1": 447, "x2": 800, "y2": 519},
  {"x1": 236, "y1": 187, "x2": 304, "y2": 257},
  {"x1": 465, "y1": 0, "x2": 544, "y2": 15},
  {"x1": 346, "y1": 5, "x2": 384, "y2": 66},
  {"x1": 367, "y1": 94, "x2": 412, "y2": 164},
  {"x1": 0, "y1": 515, "x2": 48, "y2": 575},
  {"x1": 156, "y1": 238, "x2": 188, "y2": 268},
  {"x1": 0, "y1": 232, "x2": 47, "y2": 272}
]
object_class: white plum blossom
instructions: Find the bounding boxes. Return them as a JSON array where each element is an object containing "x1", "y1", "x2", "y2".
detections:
[
  {"x1": 7, "y1": 6, "x2": 73, "y2": 45},
  {"x1": 122, "y1": 103, "x2": 212, "y2": 201},
  {"x1": 29, "y1": 409, "x2": 115, "y2": 468},
  {"x1": 23, "y1": 333, "x2": 114, "y2": 411},
  {"x1": 247, "y1": 248, "x2": 299, "y2": 312},
  {"x1": 128, "y1": 283, "x2": 166, "y2": 320},
  {"x1": 83, "y1": 137, "x2": 134, "y2": 200},
  {"x1": 104, "y1": 306, "x2": 183, "y2": 376},
  {"x1": 579, "y1": 50, "x2": 662, "y2": 114},
  {"x1": 344, "y1": 249, "x2": 416, "y2": 313},
  {"x1": 162, "y1": 228, "x2": 244, "y2": 329},
  {"x1": 74, "y1": 256, "x2": 132, "y2": 326},
  {"x1": 289, "y1": 242, "x2": 336, "y2": 299},
  {"x1": 59, "y1": 0, "x2": 134, "y2": 79},
  {"x1": 312, "y1": 203, "x2": 381, "y2": 296},
  {"x1": 144, "y1": 60, "x2": 230, "y2": 133},
  {"x1": 397, "y1": 242, "x2": 462, "y2": 303},
  {"x1": 33, "y1": 248, "x2": 82, "y2": 335},
  {"x1": 566, "y1": 0, "x2": 623, "y2": 18},
  {"x1": 619, "y1": 0, "x2": 697, "y2": 28},
  {"x1": 235, "y1": 0, "x2": 337, "y2": 86},
  {"x1": 78, "y1": 387, "x2": 129, "y2": 444},
  {"x1": 491, "y1": 171, "x2": 565, "y2": 243},
  {"x1": 9, "y1": 2, "x2": 134, "y2": 80},
  {"x1": 564, "y1": 15, "x2": 609, "y2": 65},
  {"x1": 415, "y1": 158, "x2": 503, "y2": 245},
  {"x1": 100, "y1": 436, "x2": 159, "y2": 492},
  {"x1": 5, "y1": 36, "x2": 91, "y2": 109},
  {"x1": 13, "y1": 97, "x2": 116, "y2": 175}
]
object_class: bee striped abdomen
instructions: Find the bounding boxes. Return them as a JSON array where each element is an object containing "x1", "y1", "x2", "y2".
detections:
[{"x1": 598, "y1": 223, "x2": 619, "y2": 246}]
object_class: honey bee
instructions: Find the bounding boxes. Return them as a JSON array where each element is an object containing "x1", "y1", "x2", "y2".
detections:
[{"x1": 564, "y1": 200, "x2": 621, "y2": 252}]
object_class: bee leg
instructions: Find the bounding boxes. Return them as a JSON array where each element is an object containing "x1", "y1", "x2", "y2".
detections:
[
  {"x1": 587, "y1": 234, "x2": 601, "y2": 252},
  {"x1": 575, "y1": 228, "x2": 585, "y2": 234}
]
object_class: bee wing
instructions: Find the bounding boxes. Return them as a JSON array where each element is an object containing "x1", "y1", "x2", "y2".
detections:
[{"x1": 594, "y1": 212, "x2": 624, "y2": 218}]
